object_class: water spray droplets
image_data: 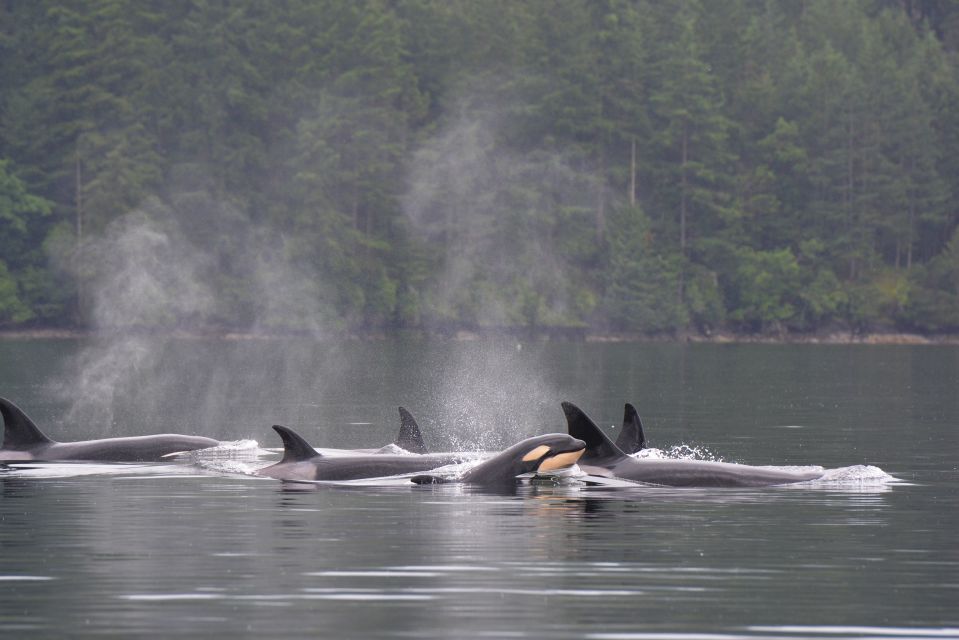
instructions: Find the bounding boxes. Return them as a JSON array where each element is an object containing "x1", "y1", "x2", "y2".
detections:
[{"x1": 632, "y1": 444, "x2": 723, "y2": 462}]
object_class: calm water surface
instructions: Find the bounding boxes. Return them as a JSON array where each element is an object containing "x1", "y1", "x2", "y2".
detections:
[{"x1": 1, "y1": 338, "x2": 957, "y2": 639}]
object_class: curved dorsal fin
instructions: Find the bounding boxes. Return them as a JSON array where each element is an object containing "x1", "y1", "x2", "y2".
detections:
[
  {"x1": 561, "y1": 401, "x2": 626, "y2": 462},
  {"x1": 615, "y1": 403, "x2": 647, "y2": 454},
  {"x1": 272, "y1": 425, "x2": 321, "y2": 463},
  {"x1": 396, "y1": 407, "x2": 427, "y2": 454},
  {"x1": 0, "y1": 397, "x2": 55, "y2": 450}
]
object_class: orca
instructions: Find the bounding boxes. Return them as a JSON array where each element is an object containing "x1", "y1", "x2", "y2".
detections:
[
  {"x1": 563, "y1": 402, "x2": 823, "y2": 487},
  {"x1": 615, "y1": 403, "x2": 646, "y2": 454},
  {"x1": 411, "y1": 433, "x2": 586, "y2": 488},
  {"x1": 396, "y1": 406, "x2": 428, "y2": 454},
  {"x1": 0, "y1": 396, "x2": 220, "y2": 462},
  {"x1": 256, "y1": 424, "x2": 468, "y2": 482},
  {"x1": 337, "y1": 406, "x2": 429, "y2": 455}
]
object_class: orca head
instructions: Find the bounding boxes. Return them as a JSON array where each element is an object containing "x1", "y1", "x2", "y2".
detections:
[
  {"x1": 517, "y1": 433, "x2": 588, "y2": 474},
  {"x1": 461, "y1": 433, "x2": 586, "y2": 485},
  {"x1": 414, "y1": 433, "x2": 586, "y2": 486}
]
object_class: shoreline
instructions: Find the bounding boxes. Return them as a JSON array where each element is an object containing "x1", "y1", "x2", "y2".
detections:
[{"x1": 1, "y1": 327, "x2": 958, "y2": 345}]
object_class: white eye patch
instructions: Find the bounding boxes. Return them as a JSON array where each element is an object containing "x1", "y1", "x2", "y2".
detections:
[{"x1": 521, "y1": 445, "x2": 551, "y2": 462}]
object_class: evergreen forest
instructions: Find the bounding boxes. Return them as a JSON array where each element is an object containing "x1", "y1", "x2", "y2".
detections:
[{"x1": 3, "y1": 0, "x2": 959, "y2": 337}]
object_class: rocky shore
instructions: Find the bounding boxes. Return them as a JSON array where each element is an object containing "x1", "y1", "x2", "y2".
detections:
[{"x1": 2, "y1": 326, "x2": 958, "y2": 345}]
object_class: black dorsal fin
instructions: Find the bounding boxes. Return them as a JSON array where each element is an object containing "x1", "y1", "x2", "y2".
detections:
[
  {"x1": 561, "y1": 401, "x2": 626, "y2": 462},
  {"x1": 615, "y1": 403, "x2": 647, "y2": 454},
  {"x1": 0, "y1": 397, "x2": 55, "y2": 450},
  {"x1": 395, "y1": 407, "x2": 427, "y2": 454},
  {"x1": 272, "y1": 425, "x2": 321, "y2": 463}
]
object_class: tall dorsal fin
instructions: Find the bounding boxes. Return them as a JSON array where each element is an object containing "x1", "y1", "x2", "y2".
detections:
[
  {"x1": 615, "y1": 403, "x2": 647, "y2": 454},
  {"x1": 272, "y1": 425, "x2": 321, "y2": 463},
  {"x1": 395, "y1": 407, "x2": 427, "y2": 454},
  {"x1": 561, "y1": 401, "x2": 626, "y2": 462},
  {"x1": 0, "y1": 397, "x2": 55, "y2": 450}
]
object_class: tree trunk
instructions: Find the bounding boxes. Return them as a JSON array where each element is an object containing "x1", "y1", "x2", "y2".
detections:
[
  {"x1": 907, "y1": 156, "x2": 915, "y2": 270},
  {"x1": 75, "y1": 146, "x2": 84, "y2": 323},
  {"x1": 678, "y1": 121, "x2": 689, "y2": 305},
  {"x1": 596, "y1": 148, "x2": 607, "y2": 242},
  {"x1": 680, "y1": 122, "x2": 689, "y2": 258}
]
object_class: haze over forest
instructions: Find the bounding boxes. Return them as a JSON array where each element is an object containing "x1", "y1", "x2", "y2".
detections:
[{"x1": 2, "y1": 0, "x2": 959, "y2": 337}]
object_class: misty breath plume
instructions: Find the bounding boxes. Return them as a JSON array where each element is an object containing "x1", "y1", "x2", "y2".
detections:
[
  {"x1": 83, "y1": 204, "x2": 215, "y2": 330},
  {"x1": 54, "y1": 196, "x2": 333, "y2": 429},
  {"x1": 402, "y1": 100, "x2": 599, "y2": 328},
  {"x1": 399, "y1": 93, "x2": 602, "y2": 446},
  {"x1": 54, "y1": 202, "x2": 213, "y2": 427}
]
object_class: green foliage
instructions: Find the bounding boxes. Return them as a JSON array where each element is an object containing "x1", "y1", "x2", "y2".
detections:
[
  {"x1": 684, "y1": 263, "x2": 726, "y2": 331},
  {"x1": 605, "y1": 205, "x2": 687, "y2": 332},
  {"x1": 1, "y1": 0, "x2": 959, "y2": 335},
  {"x1": 0, "y1": 159, "x2": 57, "y2": 324},
  {"x1": 0, "y1": 261, "x2": 32, "y2": 325},
  {"x1": 902, "y1": 227, "x2": 959, "y2": 330},
  {"x1": 796, "y1": 267, "x2": 846, "y2": 330},
  {"x1": 726, "y1": 247, "x2": 801, "y2": 332},
  {"x1": 0, "y1": 159, "x2": 52, "y2": 238}
]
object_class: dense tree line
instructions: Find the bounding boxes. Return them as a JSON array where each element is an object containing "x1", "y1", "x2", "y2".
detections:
[{"x1": 2, "y1": 0, "x2": 959, "y2": 335}]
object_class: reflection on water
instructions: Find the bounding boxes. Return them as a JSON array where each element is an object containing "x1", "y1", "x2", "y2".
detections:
[
  {"x1": 0, "y1": 466, "x2": 954, "y2": 638},
  {"x1": 591, "y1": 629, "x2": 959, "y2": 639},
  {"x1": 1, "y1": 340, "x2": 958, "y2": 638}
]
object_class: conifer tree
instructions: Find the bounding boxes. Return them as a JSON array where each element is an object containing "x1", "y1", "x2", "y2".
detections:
[{"x1": 646, "y1": 0, "x2": 733, "y2": 311}]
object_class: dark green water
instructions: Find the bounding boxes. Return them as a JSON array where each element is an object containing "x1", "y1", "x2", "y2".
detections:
[{"x1": 1, "y1": 338, "x2": 957, "y2": 639}]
